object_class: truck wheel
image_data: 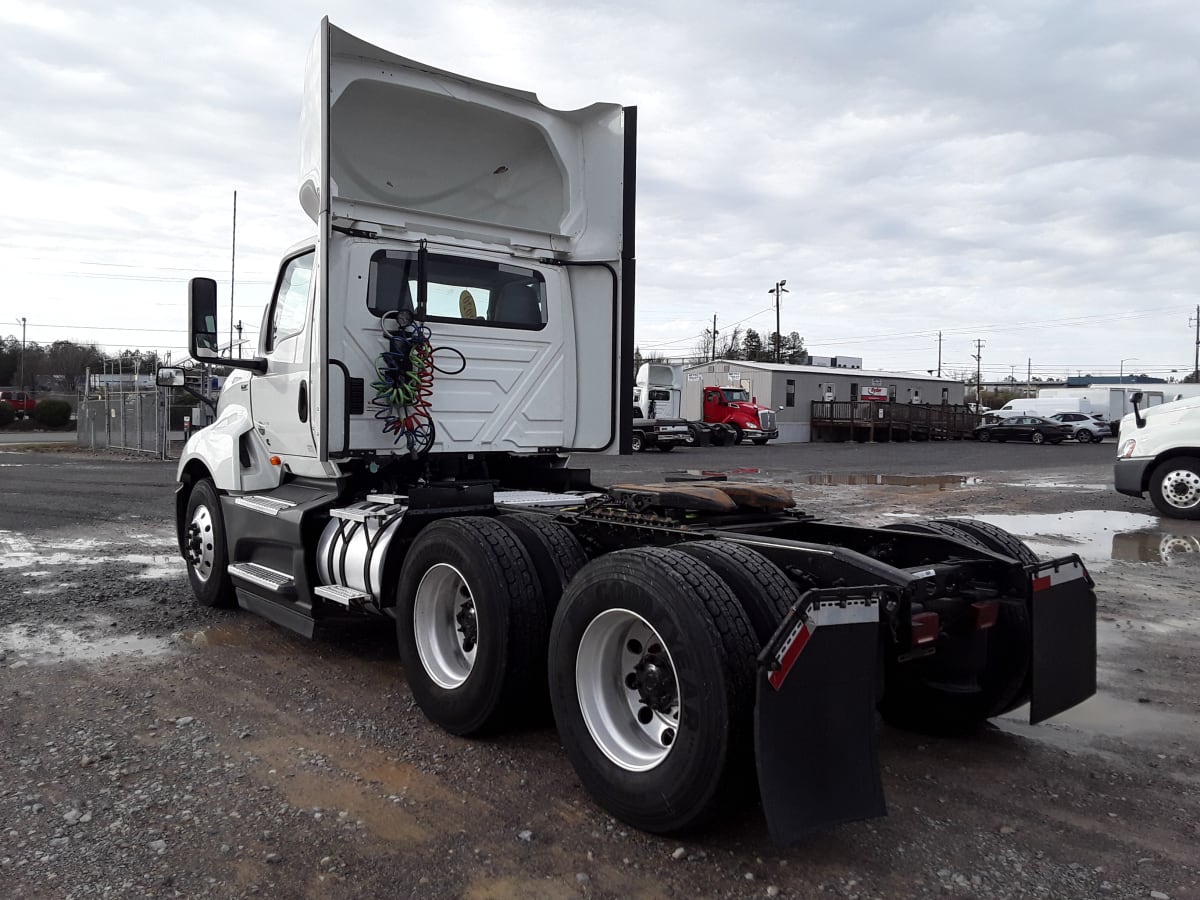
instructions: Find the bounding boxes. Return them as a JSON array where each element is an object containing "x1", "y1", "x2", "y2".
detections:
[
  {"x1": 931, "y1": 518, "x2": 1039, "y2": 565},
  {"x1": 684, "y1": 425, "x2": 698, "y2": 446},
  {"x1": 1149, "y1": 457, "x2": 1200, "y2": 519},
  {"x1": 732, "y1": 426, "x2": 744, "y2": 445},
  {"x1": 656, "y1": 443, "x2": 675, "y2": 452},
  {"x1": 673, "y1": 540, "x2": 796, "y2": 645},
  {"x1": 879, "y1": 518, "x2": 1034, "y2": 730},
  {"x1": 548, "y1": 548, "x2": 757, "y2": 833},
  {"x1": 396, "y1": 517, "x2": 547, "y2": 736},
  {"x1": 183, "y1": 479, "x2": 235, "y2": 608},
  {"x1": 631, "y1": 432, "x2": 644, "y2": 452},
  {"x1": 497, "y1": 513, "x2": 588, "y2": 618},
  {"x1": 1075, "y1": 429, "x2": 1093, "y2": 443},
  {"x1": 751, "y1": 437, "x2": 769, "y2": 446}
]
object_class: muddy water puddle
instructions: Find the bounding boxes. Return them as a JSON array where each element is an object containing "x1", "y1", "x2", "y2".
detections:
[
  {"x1": 912, "y1": 511, "x2": 1200, "y2": 568},
  {"x1": 0, "y1": 529, "x2": 182, "y2": 578},
  {"x1": 998, "y1": 691, "x2": 1200, "y2": 753},
  {"x1": 0, "y1": 620, "x2": 174, "y2": 665}
]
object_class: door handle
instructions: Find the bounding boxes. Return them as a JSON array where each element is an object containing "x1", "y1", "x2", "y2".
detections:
[{"x1": 298, "y1": 380, "x2": 309, "y2": 423}]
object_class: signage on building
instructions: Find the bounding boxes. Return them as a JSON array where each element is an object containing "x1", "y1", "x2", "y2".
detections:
[{"x1": 861, "y1": 386, "x2": 889, "y2": 401}]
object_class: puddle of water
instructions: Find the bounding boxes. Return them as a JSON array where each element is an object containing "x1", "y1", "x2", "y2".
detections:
[
  {"x1": 945, "y1": 511, "x2": 1200, "y2": 568},
  {"x1": 994, "y1": 480, "x2": 1109, "y2": 491},
  {"x1": 176, "y1": 625, "x2": 251, "y2": 647},
  {"x1": 998, "y1": 691, "x2": 1199, "y2": 747},
  {"x1": 0, "y1": 530, "x2": 182, "y2": 576},
  {"x1": 792, "y1": 473, "x2": 983, "y2": 488},
  {"x1": 0, "y1": 621, "x2": 173, "y2": 664}
]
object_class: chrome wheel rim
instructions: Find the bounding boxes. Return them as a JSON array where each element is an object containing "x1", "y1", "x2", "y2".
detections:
[
  {"x1": 576, "y1": 609, "x2": 680, "y2": 772},
  {"x1": 186, "y1": 505, "x2": 216, "y2": 583},
  {"x1": 413, "y1": 563, "x2": 477, "y2": 689},
  {"x1": 1161, "y1": 467, "x2": 1200, "y2": 511}
]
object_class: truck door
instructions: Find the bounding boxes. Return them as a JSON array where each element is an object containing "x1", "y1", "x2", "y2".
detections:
[{"x1": 249, "y1": 250, "x2": 318, "y2": 458}]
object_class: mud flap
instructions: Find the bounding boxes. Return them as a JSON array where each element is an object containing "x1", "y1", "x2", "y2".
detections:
[
  {"x1": 1028, "y1": 555, "x2": 1096, "y2": 724},
  {"x1": 755, "y1": 587, "x2": 892, "y2": 844}
]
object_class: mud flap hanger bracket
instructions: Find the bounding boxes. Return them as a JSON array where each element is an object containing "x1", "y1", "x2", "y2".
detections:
[{"x1": 754, "y1": 585, "x2": 897, "y2": 845}]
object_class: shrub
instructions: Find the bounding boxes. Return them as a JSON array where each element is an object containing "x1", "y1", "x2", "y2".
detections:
[
  {"x1": 32, "y1": 399, "x2": 72, "y2": 428},
  {"x1": 0, "y1": 401, "x2": 13, "y2": 428}
]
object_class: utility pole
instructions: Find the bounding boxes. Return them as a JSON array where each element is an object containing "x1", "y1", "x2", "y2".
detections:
[
  {"x1": 229, "y1": 189, "x2": 237, "y2": 354},
  {"x1": 235, "y1": 321, "x2": 243, "y2": 359},
  {"x1": 937, "y1": 330, "x2": 942, "y2": 377},
  {"x1": 1190, "y1": 305, "x2": 1200, "y2": 382},
  {"x1": 711, "y1": 314, "x2": 718, "y2": 362},
  {"x1": 16, "y1": 317, "x2": 26, "y2": 391},
  {"x1": 768, "y1": 280, "x2": 789, "y2": 363},
  {"x1": 971, "y1": 339, "x2": 985, "y2": 408},
  {"x1": 1027, "y1": 358, "x2": 1032, "y2": 397}
]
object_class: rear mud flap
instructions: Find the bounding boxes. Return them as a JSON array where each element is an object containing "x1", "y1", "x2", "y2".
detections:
[
  {"x1": 755, "y1": 587, "x2": 892, "y2": 844},
  {"x1": 1028, "y1": 555, "x2": 1096, "y2": 724}
]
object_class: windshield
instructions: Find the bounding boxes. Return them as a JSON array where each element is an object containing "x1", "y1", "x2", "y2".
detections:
[{"x1": 722, "y1": 389, "x2": 750, "y2": 403}]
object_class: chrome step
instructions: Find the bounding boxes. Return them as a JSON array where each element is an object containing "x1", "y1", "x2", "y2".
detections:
[
  {"x1": 365, "y1": 493, "x2": 408, "y2": 505},
  {"x1": 228, "y1": 562, "x2": 294, "y2": 592},
  {"x1": 331, "y1": 500, "x2": 405, "y2": 523},
  {"x1": 314, "y1": 584, "x2": 372, "y2": 607},
  {"x1": 234, "y1": 495, "x2": 296, "y2": 517}
]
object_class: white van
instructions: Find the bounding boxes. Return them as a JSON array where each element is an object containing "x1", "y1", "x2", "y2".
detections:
[
  {"x1": 998, "y1": 397, "x2": 1091, "y2": 419},
  {"x1": 1114, "y1": 392, "x2": 1200, "y2": 519}
]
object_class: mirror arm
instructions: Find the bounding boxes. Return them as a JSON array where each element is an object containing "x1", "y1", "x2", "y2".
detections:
[{"x1": 179, "y1": 384, "x2": 218, "y2": 415}]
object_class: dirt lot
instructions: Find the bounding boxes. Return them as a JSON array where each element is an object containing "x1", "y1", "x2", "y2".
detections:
[{"x1": 1, "y1": 441, "x2": 1197, "y2": 899}]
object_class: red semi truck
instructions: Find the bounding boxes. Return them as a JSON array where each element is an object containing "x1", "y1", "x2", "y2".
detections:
[{"x1": 700, "y1": 385, "x2": 778, "y2": 444}]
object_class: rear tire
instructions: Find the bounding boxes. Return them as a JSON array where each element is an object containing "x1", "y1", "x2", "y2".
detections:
[
  {"x1": 878, "y1": 519, "x2": 1033, "y2": 732},
  {"x1": 548, "y1": 548, "x2": 758, "y2": 834},
  {"x1": 183, "y1": 479, "x2": 235, "y2": 608},
  {"x1": 396, "y1": 517, "x2": 547, "y2": 736},
  {"x1": 673, "y1": 540, "x2": 797, "y2": 645}
]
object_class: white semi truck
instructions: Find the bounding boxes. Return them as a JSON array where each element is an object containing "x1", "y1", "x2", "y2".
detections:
[
  {"x1": 163, "y1": 20, "x2": 1098, "y2": 842},
  {"x1": 1115, "y1": 392, "x2": 1200, "y2": 519}
]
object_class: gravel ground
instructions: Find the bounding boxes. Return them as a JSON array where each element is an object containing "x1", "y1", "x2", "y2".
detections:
[{"x1": 0, "y1": 442, "x2": 1197, "y2": 899}]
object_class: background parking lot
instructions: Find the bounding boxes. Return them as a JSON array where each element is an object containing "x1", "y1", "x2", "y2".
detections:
[{"x1": 1, "y1": 442, "x2": 1197, "y2": 899}]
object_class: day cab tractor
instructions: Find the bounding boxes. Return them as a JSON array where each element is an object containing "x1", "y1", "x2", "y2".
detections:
[
  {"x1": 700, "y1": 385, "x2": 779, "y2": 444},
  {"x1": 163, "y1": 20, "x2": 1097, "y2": 843}
]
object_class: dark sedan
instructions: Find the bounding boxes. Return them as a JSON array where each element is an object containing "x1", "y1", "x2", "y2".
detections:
[{"x1": 973, "y1": 415, "x2": 1075, "y2": 445}]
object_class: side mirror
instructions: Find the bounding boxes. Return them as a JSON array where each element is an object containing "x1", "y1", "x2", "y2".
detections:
[
  {"x1": 189, "y1": 277, "x2": 220, "y2": 360},
  {"x1": 156, "y1": 366, "x2": 185, "y2": 387},
  {"x1": 1130, "y1": 391, "x2": 1146, "y2": 429}
]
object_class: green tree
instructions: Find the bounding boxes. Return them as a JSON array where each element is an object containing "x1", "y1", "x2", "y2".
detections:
[{"x1": 742, "y1": 329, "x2": 764, "y2": 361}]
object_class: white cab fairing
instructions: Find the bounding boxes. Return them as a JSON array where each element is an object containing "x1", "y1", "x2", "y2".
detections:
[{"x1": 301, "y1": 20, "x2": 632, "y2": 459}]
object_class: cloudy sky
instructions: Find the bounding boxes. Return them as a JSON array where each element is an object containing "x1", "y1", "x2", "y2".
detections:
[{"x1": 3, "y1": 0, "x2": 1198, "y2": 383}]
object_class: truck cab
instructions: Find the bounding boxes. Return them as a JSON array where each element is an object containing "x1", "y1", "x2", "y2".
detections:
[
  {"x1": 1115, "y1": 392, "x2": 1200, "y2": 519},
  {"x1": 701, "y1": 386, "x2": 778, "y2": 444}
]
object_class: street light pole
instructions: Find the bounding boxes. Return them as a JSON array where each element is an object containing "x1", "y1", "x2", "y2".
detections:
[
  {"x1": 1120, "y1": 356, "x2": 1138, "y2": 384},
  {"x1": 768, "y1": 280, "x2": 789, "y2": 363}
]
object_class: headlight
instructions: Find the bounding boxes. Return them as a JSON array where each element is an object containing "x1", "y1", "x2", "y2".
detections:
[{"x1": 1118, "y1": 438, "x2": 1137, "y2": 458}]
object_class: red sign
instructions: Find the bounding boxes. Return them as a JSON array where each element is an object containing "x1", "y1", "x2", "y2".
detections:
[{"x1": 860, "y1": 386, "x2": 888, "y2": 401}]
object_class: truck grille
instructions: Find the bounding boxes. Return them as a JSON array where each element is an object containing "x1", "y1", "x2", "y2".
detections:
[{"x1": 759, "y1": 410, "x2": 777, "y2": 431}]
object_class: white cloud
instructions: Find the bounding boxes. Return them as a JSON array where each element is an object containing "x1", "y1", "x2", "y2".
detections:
[{"x1": 0, "y1": 0, "x2": 1197, "y2": 382}]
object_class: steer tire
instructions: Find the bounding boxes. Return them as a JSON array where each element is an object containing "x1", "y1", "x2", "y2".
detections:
[
  {"x1": 1149, "y1": 456, "x2": 1200, "y2": 520},
  {"x1": 673, "y1": 540, "x2": 797, "y2": 646},
  {"x1": 396, "y1": 516, "x2": 547, "y2": 736},
  {"x1": 548, "y1": 547, "x2": 758, "y2": 834},
  {"x1": 183, "y1": 479, "x2": 235, "y2": 608},
  {"x1": 732, "y1": 426, "x2": 745, "y2": 445},
  {"x1": 751, "y1": 437, "x2": 769, "y2": 446}
]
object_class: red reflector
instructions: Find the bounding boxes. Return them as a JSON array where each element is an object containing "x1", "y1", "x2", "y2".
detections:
[
  {"x1": 972, "y1": 600, "x2": 999, "y2": 630},
  {"x1": 910, "y1": 612, "x2": 939, "y2": 646}
]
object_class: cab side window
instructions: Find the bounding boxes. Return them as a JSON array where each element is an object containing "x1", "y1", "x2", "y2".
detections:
[{"x1": 267, "y1": 252, "x2": 315, "y2": 350}]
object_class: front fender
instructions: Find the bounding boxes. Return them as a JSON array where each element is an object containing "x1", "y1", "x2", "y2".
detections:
[{"x1": 176, "y1": 404, "x2": 281, "y2": 494}]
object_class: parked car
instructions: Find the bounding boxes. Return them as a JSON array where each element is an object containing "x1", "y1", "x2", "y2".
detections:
[
  {"x1": 974, "y1": 416, "x2": 1074, "y2": 444},
  {"x1": 1049, "y1": 411, "x2": 1110, "y2": 443},
  {"x1": 0, "y1": 390, "x2": 35, "y2": 419}
]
